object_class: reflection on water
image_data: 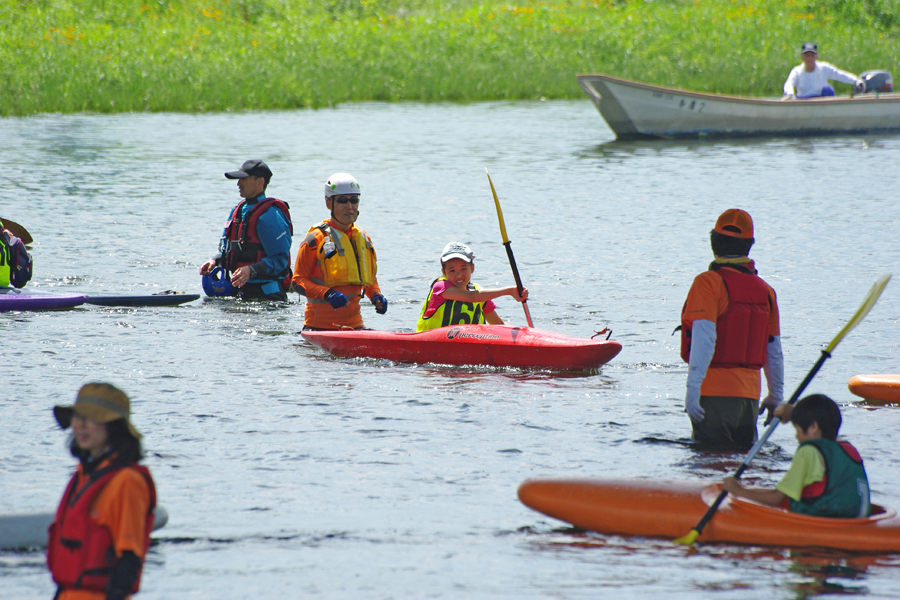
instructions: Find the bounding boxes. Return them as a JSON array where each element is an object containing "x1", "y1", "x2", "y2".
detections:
[
  {"x1": 582, "y1": 132, "x2": 896, "y2": 159},
  {"x1": 860, "y1": 400, "x2": 900, "y2": 408},
  {"x1": 524, "y1": 528, "x2": 892, "y2": 599}
]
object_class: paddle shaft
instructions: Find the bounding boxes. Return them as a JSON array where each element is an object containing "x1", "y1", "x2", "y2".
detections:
[
  {"x1": 503, "y1": 241, "x2": 533, "y2": 327},
  {"x1": 689, "y1": 348, "x2": 832, "y2": 537},
  {"x1": 485, "y1": 168, "x2": 533, "y2": 328}
]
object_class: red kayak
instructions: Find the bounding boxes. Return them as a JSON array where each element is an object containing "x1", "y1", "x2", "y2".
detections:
[{"x1": 301, "y1": 325, "x2": 622, "y2": 370}]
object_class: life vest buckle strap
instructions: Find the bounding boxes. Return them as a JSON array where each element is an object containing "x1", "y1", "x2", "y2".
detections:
[{"x1": 60, "y1": 537, "x2": 82, "y2": 550}]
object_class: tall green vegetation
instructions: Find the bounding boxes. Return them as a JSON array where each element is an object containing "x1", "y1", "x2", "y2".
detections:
[{"x1": 2, "y1": 0, "x2": 899, "y2": 115}]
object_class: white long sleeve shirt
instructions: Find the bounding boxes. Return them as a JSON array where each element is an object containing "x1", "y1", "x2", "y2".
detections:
[{"x1": 783, "y1": 61, "x2": 862, "y2": 98}]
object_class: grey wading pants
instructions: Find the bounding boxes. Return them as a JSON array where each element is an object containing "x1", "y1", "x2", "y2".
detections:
[{"x1": 692, "y1": 396, "x2": 759, "y2": 450}]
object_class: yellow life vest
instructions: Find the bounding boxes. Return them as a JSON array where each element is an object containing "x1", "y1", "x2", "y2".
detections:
[
  {"x1": 308, "y1": 221, "x2": 377, "y2": 288},
  {"x1": 416, "y1": 277, "x2": 488, "y2": 332},
  {"x1": 0, "y1": 227, "x2": 11, "y2": 288}
]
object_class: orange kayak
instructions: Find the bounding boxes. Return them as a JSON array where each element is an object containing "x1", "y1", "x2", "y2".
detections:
[
  {"x1": 518, "y1": 477, "x2": 900, "y2": 551},
  {"x1": 848, "y1": 374, "x2": 900, "y2": 403}
]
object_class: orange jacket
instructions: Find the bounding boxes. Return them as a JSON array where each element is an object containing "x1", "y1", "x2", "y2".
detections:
[{"x1": 292, "y1": 219, "x2": 381, "y2": 329}]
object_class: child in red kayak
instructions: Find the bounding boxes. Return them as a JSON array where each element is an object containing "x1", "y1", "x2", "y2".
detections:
[
  {"x1": 723, "y1": 394, "x2": 871, "y2": 518},
  {"x1": 416, "y1": 242, "x2": 528, "y2": 332}
]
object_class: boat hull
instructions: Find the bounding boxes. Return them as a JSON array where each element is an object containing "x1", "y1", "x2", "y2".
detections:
[
  {"x1": 577, "y1": 73, "x2": 900, "y2": 140},
  {"x1": 302, "y1": 325, "x2": 622, "y2": 370},
  {"x1": 848, "y1": 374, "x2": 900, "y2": 403},
  {"x1": 518, "y1": 477, "x2": 900, "y2": 551},
  {"x1": 0, "y1": 287, "x2": 86, "y2": 312},
  {"x1": 0, "y1": 506, "x2": 169, "y2": 550}
]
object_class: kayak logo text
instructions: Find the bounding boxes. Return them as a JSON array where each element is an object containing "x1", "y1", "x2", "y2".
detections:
[{"x1": 446, "y1": 327, "x2": 500, "y2": 341}]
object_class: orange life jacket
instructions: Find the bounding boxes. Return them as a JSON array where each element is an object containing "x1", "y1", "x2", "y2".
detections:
[{"x1": 47, "y1": 463, "x2": 156, "y2": 593}]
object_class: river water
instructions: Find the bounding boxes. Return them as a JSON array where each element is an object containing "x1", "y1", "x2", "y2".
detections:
[{"x1": 2, "y1": 100, "x2": 899, "y2": 599}]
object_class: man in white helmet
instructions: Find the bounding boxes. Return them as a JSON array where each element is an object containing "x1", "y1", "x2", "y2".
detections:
[{"x1": 291, "y1": 173, "x2": 387, "y2": 329}]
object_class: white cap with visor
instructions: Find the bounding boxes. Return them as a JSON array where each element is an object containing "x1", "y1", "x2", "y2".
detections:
[{"x1": 441, "y1": 242, "x2": 475, "y2": 264}]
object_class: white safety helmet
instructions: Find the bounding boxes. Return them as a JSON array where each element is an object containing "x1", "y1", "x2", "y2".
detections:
[{"x1": 324, "y1": 173, "x2": 361, "y2": 197}]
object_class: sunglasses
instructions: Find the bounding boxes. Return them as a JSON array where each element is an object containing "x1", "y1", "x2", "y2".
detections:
[{"x1": 333, "y1": 195, "x2": 360, "y2": 205}]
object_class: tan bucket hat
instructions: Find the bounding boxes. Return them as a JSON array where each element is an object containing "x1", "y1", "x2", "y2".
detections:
[{"x1": 54, "y1": 382, "x2": 142, "y2": 439}]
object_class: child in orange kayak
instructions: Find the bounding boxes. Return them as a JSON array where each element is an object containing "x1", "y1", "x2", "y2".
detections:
[
  {"x1": 416, "y1": 242, "x2": 528, "y2": 332},
  {"x1": 723, "y1": 394, "x2": 870, "y2": 518}
]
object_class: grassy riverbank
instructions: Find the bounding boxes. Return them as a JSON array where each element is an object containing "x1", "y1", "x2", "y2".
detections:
[{"x1": 2, "y1": 0, "x2": 899, "y2": 115}]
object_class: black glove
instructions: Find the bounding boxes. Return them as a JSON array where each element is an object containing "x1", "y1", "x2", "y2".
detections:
[{"x1": 106, "y1": 550, "x2": 142, "y2": 600}]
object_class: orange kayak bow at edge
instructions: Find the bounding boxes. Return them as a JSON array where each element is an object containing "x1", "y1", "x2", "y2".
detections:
[
  {"x1": 301, "y1": 324, "x2": 622, "y2": 370},
  {"x1": 848, "y1": 374, "x2": 900, "y2": 404},
  {"x1": 518, "y1": 477, "x2": 900, "y2": 552}
]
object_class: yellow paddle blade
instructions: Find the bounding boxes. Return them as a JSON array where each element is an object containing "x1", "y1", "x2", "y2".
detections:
[
  {"x1": 485, "y1": 168, "x2": 509, "y2": 244},
  {"x1": 825, "y1": 274, "x2": 891, "y2": 354},
  {"x1": 673, "y1": 529, "x2": 700, "y2": 545}
]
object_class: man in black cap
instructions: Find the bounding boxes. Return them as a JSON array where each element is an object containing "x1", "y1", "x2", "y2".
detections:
[
  {"x1": 199, "y1": 159, "x2": 293, "y2": 301},
  {"x1": 782, "y1": 42, "x2": 865, "y2": 100}
]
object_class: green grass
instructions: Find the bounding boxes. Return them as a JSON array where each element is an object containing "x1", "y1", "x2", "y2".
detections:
[{"x1": 2, "y1": 0, "x2": 900, "y2": 115}]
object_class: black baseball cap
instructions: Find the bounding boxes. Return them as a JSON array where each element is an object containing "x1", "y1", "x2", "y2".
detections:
[
  {"x1": 225, "y1": 159, "x2": 273, "y2": 182},
  {"x1": 801, "y1": 42, "x2": 818, "y2": 54}
]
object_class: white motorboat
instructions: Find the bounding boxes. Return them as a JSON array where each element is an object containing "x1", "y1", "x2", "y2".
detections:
[{"x1": 578, "y1": 73, "x2": 900, "y2": 139}]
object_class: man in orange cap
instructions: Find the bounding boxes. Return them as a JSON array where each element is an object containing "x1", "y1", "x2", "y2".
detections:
[{"x1": 679, "y1": 209, "x2": 784, "y2": 450}]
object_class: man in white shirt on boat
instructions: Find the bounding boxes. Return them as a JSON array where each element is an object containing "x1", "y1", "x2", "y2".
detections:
[{"x1": 782, "y1": 42, "x2": 865, "y2": 100}]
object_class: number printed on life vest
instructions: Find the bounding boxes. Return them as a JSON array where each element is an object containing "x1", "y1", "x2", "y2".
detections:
[{"x1": 440, "y1": 300, "x2": 484, "y2": 328}]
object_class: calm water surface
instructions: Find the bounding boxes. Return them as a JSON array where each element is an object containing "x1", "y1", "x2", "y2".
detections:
[{"x1": 2, "y1": 101, "x2": 900, "y2": 599}]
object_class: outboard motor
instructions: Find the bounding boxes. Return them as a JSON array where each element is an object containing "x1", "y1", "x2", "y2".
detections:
[{"x1": 859, "y1": 70, "x2": 893, "y2": 93}]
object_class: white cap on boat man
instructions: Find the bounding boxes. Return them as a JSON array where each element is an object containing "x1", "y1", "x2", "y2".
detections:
[{"x1": 441, "y1": 242, "x2": 475, "y2": 264}]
